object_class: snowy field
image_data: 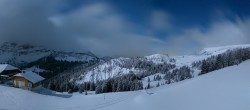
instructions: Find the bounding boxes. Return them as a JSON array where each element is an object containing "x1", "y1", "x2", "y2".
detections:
[{"x1": 1, "y1": 60, "x2": 250, "y2": 110}]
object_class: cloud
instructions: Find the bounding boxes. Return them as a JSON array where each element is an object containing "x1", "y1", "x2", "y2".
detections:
[
  {"x1": 150, "y1": 11, "x2": 171, "y2": 31},
  {"x1": 0, "y1": 0, "x2": 60, "y2": 46},
  {"x1": 0, "y1": 0, "x2": 249, "y2": 57},
  {"x1": 49, "y1": 3, "x2": 167, "y2": 56},
  {"x1": 0, "y1": 1, "x2": 166, "y2": 57},
  {"x1": 166, "y1": 17, "x2": 250, "y2": 55}
]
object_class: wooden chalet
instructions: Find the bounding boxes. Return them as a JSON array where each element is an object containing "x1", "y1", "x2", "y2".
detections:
[
  {"x1": 10, "y1": 71, "x2": 45, "y2": 89},
  {"x1": 0, "y1": 64, "x2": 21, "y2": 81}
]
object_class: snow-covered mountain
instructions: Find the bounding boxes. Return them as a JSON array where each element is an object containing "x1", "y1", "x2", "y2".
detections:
[
  {"x1": 0, "y1": 42, "x2": 99, "y2": 66},
  {"x1": 74, "y1": 44, "x2": 250, "y2": 84},
  {"x1": 1, "y1": 43, "x2": 250, "y2": 110},
  {"x1": 1, "y1": 42, "x2": 250, "y2": 92},
  {"x1": 1, "y1": 59, "x2": 250, "y2": 110},
  {"x1": 0, "y1": 42, "x2": 102, "y2": 80},
  {"x1": 166, "y1": 44, "x2": 250, "y2": 67},
  {"x1": 198, "y1": 44, "x2": 250, "y2": 55},
  {"x1": 75, "y1": 56, "x2": 175, "y2": 84}
]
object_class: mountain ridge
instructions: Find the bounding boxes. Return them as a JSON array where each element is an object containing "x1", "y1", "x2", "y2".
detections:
[
  {"x1": 72, "y1": 44, "x2": 250, "y2": 85},
  {"x1": 0, "y1": 42, "x2": 100, "y2": 66},
  {"x1": 1, "y1": 42, "x2": 250, "y2": 93}
]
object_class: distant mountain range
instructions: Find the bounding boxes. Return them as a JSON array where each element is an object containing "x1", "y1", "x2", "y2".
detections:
[
  {"x1": 0, "y1": 42, "x2": 102, "y2": 79},
  {"x1": 0, "y1": 42, "x2": 99, "y2": 66},
  {"x1": 1, "y1": 42, "x2": 250, "y2": 93}
]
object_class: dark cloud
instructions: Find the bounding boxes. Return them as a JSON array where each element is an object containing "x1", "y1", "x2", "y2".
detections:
[
  {"x1": 0, "y1": 0, "x2": 249, "y2": 57},
  {"x1": 55, "y1": 3, "x2": 168, "y2": 56},
  {"x1": 0, "y1": 1, "x2": 167, "y2": 56},
  {"x1": 0, "y1": 0, "x2": 63, "y2": 47}
]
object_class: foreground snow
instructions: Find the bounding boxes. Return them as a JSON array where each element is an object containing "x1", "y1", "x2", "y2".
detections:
[
  {"x1": 0, "y1": 86, "x2": 139, "y2": 110},
  {"x1": 103, "y1": 60, "x2": 250, "y2": 110},
  {"x1": 1, "y1": 60, "x2": 250, "y2": 110}
]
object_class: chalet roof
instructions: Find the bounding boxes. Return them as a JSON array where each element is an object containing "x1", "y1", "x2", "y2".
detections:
[
  {"x1": 13, "y1": 71, "x2": 45, "y2": 83},
  {"x1": 0, "y1": 64, "x2": 19, "y2": 73}
]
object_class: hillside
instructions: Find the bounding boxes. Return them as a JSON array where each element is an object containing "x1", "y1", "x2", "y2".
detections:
[
  {"x1": 0, "y1": 42, "x2": 250, "y2": 93},
  {"x1": 41, "y1": 44, "x2": 250, "y2": 93},
  {"x1": 1, "y1": 59, "x2": 250, "y2": 110},
  {"x1": 74, "y1": 44, "x2": 250, "y2": 83},
  {"x1": 0, "y1": 42, "x2": 101, "y2": 79},
  {"x1": 102, "y1": 59, "x2": 250, "y2": 110}
]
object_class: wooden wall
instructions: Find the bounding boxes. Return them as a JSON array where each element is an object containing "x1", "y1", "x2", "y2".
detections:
[
  {"x1": 11, "y1": 77, "x2": 30, "y2": 88},
  {"x1": 11, "y1": 77, "x2": 41, "y2": 89},
  {"x1": 33, "y1": 82, "x2": 41, "y2": 88}
]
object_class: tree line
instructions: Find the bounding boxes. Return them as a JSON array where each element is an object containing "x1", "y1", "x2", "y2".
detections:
[
  {"x1": 46, "y1": 72, "x2": 143, "y2": 94},
  {"x1": 197, "y1": 48, "x2": 250, "y2": 75},
  {"x1": 164, "y1": 66, "x2": 193, "y2": 84},
  {"x1": 95, "y1": 73, "x2": 143, "y2": 94}
]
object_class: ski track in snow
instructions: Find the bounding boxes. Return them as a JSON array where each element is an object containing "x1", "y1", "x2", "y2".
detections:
[{"x1": 55, "y1": 92, "x2": 140, "y2": 110}]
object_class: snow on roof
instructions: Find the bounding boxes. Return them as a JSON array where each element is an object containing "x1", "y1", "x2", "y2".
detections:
[
  {"x1": 0, "y1": 64, "x2": 19, "y2": 73},
  {"x1": 0, "y1": 75, "x2": 9, "y2": 77},
  {"x1": 13, "y1": 71, "x2": 44, "y2": 83}
]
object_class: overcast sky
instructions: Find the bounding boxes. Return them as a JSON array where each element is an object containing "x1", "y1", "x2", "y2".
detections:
[{"x1": 0, "y1": 0, "x2": 250, "y2": 57}]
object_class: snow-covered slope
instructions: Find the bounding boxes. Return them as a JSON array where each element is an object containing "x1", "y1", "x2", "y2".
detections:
[
  {"x1": 103, "y1": 60, "x2": 250, "y2": 110},
  {"x1": 1, "y1": 59, "x2": 250, "y2": 110},
  {"x1": 172, "y1": 44, "x2": 250, "y2": 66},
  {"x1": 76, "y1": 57, "x2": 143, "y2": 83},
  {"x1": 75, "y1": 44, "x2": 250, "y2": 83},
  {"x1": 145, "y1": 54, "x2": 171, "y2": 64},
  {"x1": 198, "y1": 44, "x2": 250, "y2": 55},
  {"x1": 76, "y1": 54, "x2": 175, "y2": 83}
]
